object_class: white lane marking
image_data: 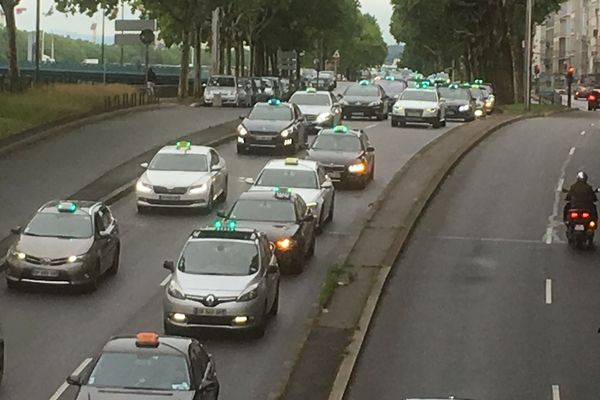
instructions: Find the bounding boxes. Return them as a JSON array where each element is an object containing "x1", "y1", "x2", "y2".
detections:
[
  {"x1": 556, "y1": 178, "x2": 564, "y2": 192},
  {"x1": 432, "y1": 235, "x2": 544, "y2": 245},
  {"x1": 160, "y1": 274, "x2": 171, "y2": 287},
  {"x1": 581, "y1": 130, "x2": 586, "y2": 135},
  {"x1": 546, "y1": 279, "x2": 553, "y2": 304},
  {"x1": 569, "y1": 146, "x2": 576, "y2": 155},
  {"x1": 364, "y1": 123, "x2": 379, "y2": 130},
  {"x1": 545, "y1": 228, "x2": 553, "y2": 244},
  {"x1": 49, "y1": 357, "x2": 93, "y2": 400},
  {"x1": 552, "y1": 385, "x2": 560, "y2": 400}
]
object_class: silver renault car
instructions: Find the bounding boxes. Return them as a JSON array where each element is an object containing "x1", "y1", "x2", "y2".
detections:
[{"x1": 163, "y1": 227, "x2": 280, "y2": 338}]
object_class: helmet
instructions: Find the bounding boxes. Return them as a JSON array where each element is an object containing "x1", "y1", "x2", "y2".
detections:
[{"x1": 577, "y1": 171, "x2": 588, "y2": 183}]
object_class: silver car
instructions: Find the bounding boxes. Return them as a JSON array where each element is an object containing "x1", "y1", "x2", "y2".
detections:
[
  {"x1": 136, "y1": 141, "x2": 228, "y2": 213},
  {"x1": 163, "y1": 228, "x2": 280, "y2": 338},
  {"x1": 391, "y1": 88, "x2": 447, "y2": 128},
  {"x1": 289, "y1": 89, "x2": 342, "y2": 134},
  {"x1": 203, "y1": 75, "x2": 244, "y2": 107}
]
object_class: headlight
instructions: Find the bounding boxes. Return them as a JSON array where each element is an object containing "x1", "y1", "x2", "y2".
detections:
[
  {"x1": 67, "y1": 254, "x2": 86, "y2": 263},
  {"x1": 369, "y1": 101, "x2": 382, "y2": 106},
  {"x1": 189, "y1": 183, "x2": 208, "y2": 194},
  {"x1": 275, "y1": 238, "x2": 293, "y2": 251},
  {"x1": 458, "y1": 104, "x2": 470, "y2": 112},
  {"x1": 316, "y1": 112, "x2": 332, "y2": 123},
  {"x1": 237, "y1": 284, "x2": 259, "y2": 302},
  {"x1": 136, "y1": 180, "x2": 153, "y2": 193},
  {"x1": 167, "y1": 280, "x2": 186, "y2": 300},
  {"x1": 393, "y1": 105, "x2": 403, "y2": 111},
  {"x1": 281, "y1": 127, "x2": 294, "y2": 138},
  {"x1": 8, "y1": 248, "x2": 26, "y2": 260},
  {"x1": 474, "y1": 109, "x2": 484, "y2": 117},
  {"x1": 485, "y1": 100, "x2": 493, "y2": 108},
  {"x1": 237, "y1": 125, "x2": 248, "y2": 136},
  {"x1": 348, "y1": 161, "x2": 367, "y2": 174},
  {"x1": 425, "y1": 107, "x2": 438, "y2": 113}
]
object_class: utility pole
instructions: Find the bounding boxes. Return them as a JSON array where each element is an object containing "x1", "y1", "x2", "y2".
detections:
[
  {"x1": 524, "y1": 0, "x2": 534, "y2": 111},
  {"x1": 35, "y1": 0, "x2": 41, "y2": 84},
  {"x1": 101, "y1": 11, "x2": 106, "y2": 84},
  {"x1": 120, "y1": 1, "x2": 125, "y2": 66},
  {"x1": 211, "y1": 8, "x2": 220, "y2": 74}
]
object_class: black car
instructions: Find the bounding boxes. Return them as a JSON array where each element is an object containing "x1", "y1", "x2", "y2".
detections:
[
  {"x1": 220, "y1": 190, "x2": 317, "y2": 274},
  {"x1": 237, "y1": 99, "x2": 308, "y2": 155},
  {"x1": 339, "y1": 81, "x2": 389, "y2": 120},
  {"x1": 262, "y1": 77, "x2": 282, "y2": 99},
  {"x1": 376, "y1": 78, "x2": 408, "y2": 109},
  {"x1": 251, "y1": 76, "x2": 271, "y2": 103},
  {"x1": 306, "y1": 125, "x2": 375, "y2": 189},
  {"x1": 289, "y1": 88, "x2": 342, "y2": 134},
  {"x1": 5, "y1": 200, "x2": 120, "y2": 291},
  {"x1": 67, "y1": 332, "x2": 219, "y2": 400},
  {"x1": 309, "y1": 70, "x2": 336, "y2": 91},
  {"x1": 437, "y1": 86, "x2": 476, "y2": 121}
]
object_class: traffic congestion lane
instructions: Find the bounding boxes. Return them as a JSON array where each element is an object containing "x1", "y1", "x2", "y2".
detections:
[
  {"x1": 346, "y1": 112, "x2": 600, "y2": 400},
  {"x1": 0, "y1": 106, "x2": 244, "y2": 239},
  {"x1": 0, "y1": 118, "x2": 455, "y2": 400}
]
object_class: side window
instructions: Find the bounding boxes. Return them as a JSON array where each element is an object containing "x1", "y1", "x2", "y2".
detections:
[
  {"x1": 210, "y1": 151, "x2": 220, "y2": 166},
  {"x1": 94, "y1": 210, "x2": 106, "y2": 233},
  {"x1": 317, "y1": 168, "x2": 327, "y2": 185},
  {"x1": 296, "y1": 197, "x2": 307, "y2": 220},
  {"x1": 294, "y1": 105, "x2": 302, "y2": 119},
  {"x1": 259, "y1": 236, "x2": 271, "y2": 266}
]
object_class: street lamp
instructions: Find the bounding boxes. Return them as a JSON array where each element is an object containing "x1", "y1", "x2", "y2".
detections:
[
  {"x1": 35, "y1": 0, "x2": 40, "y2": 84},
  {"x1": 524, "y1": 0, "x2": 534, "y2": 111}
]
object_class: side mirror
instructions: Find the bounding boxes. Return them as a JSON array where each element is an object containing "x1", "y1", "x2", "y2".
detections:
[
  {"x1": 303, "y1": 213, "x2": 315, "y2": 222},
  {"x1": 140, "y1": 162, "x2": 149, "y2": 169},
  {"x1": 238, "y1": 115, "x2": 246, "y2": 121},
  {"x1": 367, "y1": 146, "x2": 375, "y2": 152},
  {"x1": 306, "y1": 201, "x2": 318, "y2": 208},
  {"x1": 200, "y1": 380, "x2": 218, "y2": 392},
  {"x1": 244, "y1": 177, "x2": 255, "y2": 185},
  {"x1": 67, "y1": 373, "x2": 83, "y2": 387},
  {"x1": 10, "y1": 226, "x2": 22, "y2": 235},
  {"x1": 216, "y1": 210, "x2": 228, "y2": 219},
  {"x1": 267, "y1": 262, "x2": 279, "y2": 274},
  {"x1": 163, "y1": 260, "x2": 175, "y2": 272},
  {"x1": 211, "y1": 165, "x2": 222, "y2": 172},
  {"x1": 321, "y1": 181, "x2": 333, "y2": 189}
]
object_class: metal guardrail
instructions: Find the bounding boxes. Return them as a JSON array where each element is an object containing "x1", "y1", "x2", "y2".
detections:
[{"x1": 104, "y1": 89, "x2": 160, "y2": 112}]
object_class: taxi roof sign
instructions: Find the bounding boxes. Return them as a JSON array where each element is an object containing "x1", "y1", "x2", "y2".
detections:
[
  {"x1": 333, "y1": 125, "x2": 349, "y2": 133},
  {"x1": 57, "y1": 202, "x2": 77, "y2": 213},
  {"x1": 136, "y1": 332, "x2": 159, "y2": 348},
  {"x1": 306, "y1": 87, "x2": 317, "y2": 93},
  {"x1": 273, "y1": 187, "x2": 293, "y2": 199},
  {"x1": 384, "y1": 76, "x2": 395, "y2": 81},
  {"x1": 268, "y1": 98, "x2": 282, "y2": 106},
  {"x1": 358, "y1": 80, "x2": 370, "y2": 86},
  {"x1": 284, "y1": 157, "x2": 299, "y2": 165},
  {"x1": 176, "y1": 140, "x2": 191, "y2": 150}
]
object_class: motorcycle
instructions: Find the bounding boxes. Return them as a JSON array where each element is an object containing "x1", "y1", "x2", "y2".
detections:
[{"x1": 562, "y1": 188, "x2": 600, "y2": 249}]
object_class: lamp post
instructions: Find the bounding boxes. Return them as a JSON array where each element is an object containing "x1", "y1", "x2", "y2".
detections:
[
  {"x1": 524, "y1": 0, "x2": 534, "y2": 111},
  {"x1": 101, "y1": 11, "x2": 106, "y2": 84},
  {"x1": 35, "y1": 0, "x2": 41, "y2": 84}
]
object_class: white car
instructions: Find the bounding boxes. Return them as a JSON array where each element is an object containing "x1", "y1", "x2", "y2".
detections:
[
  {"x1": 246, "y1": 158, "x2": 334, "y2": 231},
  {"x1": 136, "y1": 141, "x2": 228, "y2": 213},
  {"x1": 390, "y1": 88, "x2": 446, "y2": 128}
]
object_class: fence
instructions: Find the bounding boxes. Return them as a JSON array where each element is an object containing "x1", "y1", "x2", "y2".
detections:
[{"x1": 104, "y1": 89, "x2": 160, "y2": 112}]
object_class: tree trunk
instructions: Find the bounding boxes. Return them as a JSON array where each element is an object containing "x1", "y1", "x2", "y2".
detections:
[
  {"x1": 226, "y1": 36, "x2": 232, "y2": 75},
  {"x1": 254, "y1": 41, "x2": 265, "y2": 76},
  {"x1": 193, "y1": 27, "x2": 202, "y2": 99},
  {"x1": 2, "y1": 2, "x2": 21, "y2": 91},
  {"x1": 178, "y1": 30, "x2": 191, "y2": 99},
  {"x1": 240, "y1": 41, "x2": 246, "y2": 77},
  {"x1": 235, "y1": 40, "x2": 241, "y2": 77},
  {"x1": 219, "y1": 26, "x2": 225, "y2": 74}
]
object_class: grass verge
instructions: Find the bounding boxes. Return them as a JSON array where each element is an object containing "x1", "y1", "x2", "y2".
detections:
[
  {"x1": 319, "y1": 264, "x2": 346, "y2": 308},
  {"x1": 499, "y1": 103, "x2": 565, "y2": 116},
  {"x1": 0, "y1": 83, "x2": 135, "y2": 139}
]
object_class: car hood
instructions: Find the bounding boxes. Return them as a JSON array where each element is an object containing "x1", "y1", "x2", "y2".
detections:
[
  {"x1": 16, "y1": 235, "x2": 93, "y2": 259},
  {"x1": 306, "y1": 150, "x2": 362, "y2": 166},
  {"x1": 242, "y1": 119, "x2": 292, "y2": 133},
  {"x1": 249, "y1": 186, "x2": 321, "y2": 204},
  {"x1": 342, "y1": 95, "x2": 380, "y2": 104},
  {"x1": 144, "y1": 170, "x2": 210, "y2": 188},
  {"x1": 234, "y1": 221, "x2": 299, "y2": 242},
  {"x1": 76, "y1": 387, "x2": 195, "y2": 400},
  {"x1": 176, "y1": 272, "x2": 256, "y2": 297},
  {"x1": 205, "y1": 85, "x2": 235, "y2": 93},
  {"x1": 444, "y1": 99, "x2": 470, "y2": 106},
  {"x1": 296, "y1": 105, "x2": 330, "y2": 116},
  {"x1": 394, "y1": 100, "x2": 438, "y2": 109}
]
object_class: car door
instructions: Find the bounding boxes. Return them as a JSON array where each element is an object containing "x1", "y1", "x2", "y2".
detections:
[
  {"x1": 317, "y1": 167, "x2": 333, "y2": 219},
  {"x1": 292, "y1": 105, "x2": 307, "y2": 145},
  {"x1": 295, "y1": 197, "x2": 314, "y2": 255},
  {"x1": 360, "y1": 133, "x2": 375, "y2": 167},
  {"x1": 189, "y1": 343, "x2": 215, "y2": 400},
  {"x1": 209, "y1": 150, "x2": 225, "y2": 196}
]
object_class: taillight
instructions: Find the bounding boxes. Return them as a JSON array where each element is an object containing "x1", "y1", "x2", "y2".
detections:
[
  {"x1": 582, "y1": 212, "x2": 590, "y2": 219},
  {"x1": 570, "y1": 211, "x2": 579, "y2": 219},
  {"x1": 589, "y1": 95, "x2": 597, "y2": 101}
]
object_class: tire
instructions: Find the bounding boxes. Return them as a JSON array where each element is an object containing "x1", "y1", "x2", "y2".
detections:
[
  {"x1": 6, "y1": 279, "x2": 20, "y2": 291},
  {"x1": 106, "y1": 244, "x2": 120, "y2": 276},
  {"x1": 391, "y1": 118, "x2": 399, "y2": 127},
  {"x1": 399, "y1": 121, "x2": 406, "y2": 127},
  {"x1": 250, "y1": 305, "x2": 267, "y2": 339},
  {"x1": 441, "y1": 119, "x2": 447, "y2": 127},
  {"x1": 432, "y1": 117, "x2": 441, "y2": 129},
  {"x1": 137, "y1": 205, "x2": 149, "y2": 214},
  {"x1": 375, "y1": 113, "x2": 383, "y2": 121},
  {"x1": 218, "y1": 177, "x2": 228, "y2": 203},
  {"x1": 316, "y1": 208, "x2": 325, "y2": 234},
  {"x1": 86, "y1": 263, "x2": 101, "y2": 293},
  {"x1": 269, "y1": 286, "x2": 279, "y2": 316},
  {"x1": 326, "y1": 196, "x2": 334, "y2": 223},
  {"x1": 205, "y1": 189, "x2": 214, "y2": 213}
]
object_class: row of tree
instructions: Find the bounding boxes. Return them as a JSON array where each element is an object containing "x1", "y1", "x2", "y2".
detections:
[
  {"x1": 390, "y1": 0, "x2": 567, "y2": 103},
  {"x1": 0, "y1": 0, "x2": 388, "y2": 95}
]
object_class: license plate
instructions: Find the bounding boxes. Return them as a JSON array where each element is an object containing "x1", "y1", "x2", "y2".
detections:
[
  {"x1": 254, "y1": 135, "x2": 272, "y2": 141},
  {"x1": 406, "y1": 111, "x2": 421, "y2": 117},
  {"x1": 158, "y1": 195, "x2": 180, "y2": 201},
  {"x1": 194, "y1": 308, "x2": 225, "y2": 316},
  {"x1": 32, "y1": 269, "x2": 59, "y2": 278},
  {"x1": 575, "y1": 224, "x2": 585, "y2": 231},
  {"x1": 447, "y1": 111, "x2": 455, "y2": 116}
]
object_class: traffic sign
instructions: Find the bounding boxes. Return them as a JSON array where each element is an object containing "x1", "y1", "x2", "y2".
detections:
[
  {"x1": 139, "y1": 29, "x2": 155, "y2": 45},
  {"x1": 332, "y1": 50, "x2": 340, "y2": 59},
  {"x1": 115, "y1": 19, "x2": 156, "y2": 31},
  {"x1": 115, "y1": 33, "x2": 145, "y2": 46}
]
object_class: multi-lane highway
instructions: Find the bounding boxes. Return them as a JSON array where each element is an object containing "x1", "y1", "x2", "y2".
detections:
[
  {"x1": 0, "y1": 96, "x2": 460, "y2": 399},
  {"x1": 346, "y1": 111, "x2": 600, "y2": 399}
]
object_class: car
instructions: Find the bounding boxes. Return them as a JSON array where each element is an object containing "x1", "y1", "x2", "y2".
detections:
[
  {"x1": 308, "y1": 70, "x2": 336, "y2": 91},
  {"x1": 262, "y1": 76, "x2": 282, "y2": 99},
  {"x1": 391, "y1": 87, "x2": 447, "y2": 128},
  {"x1": 575, "y1": 85, "x2": 591, "y2": 99},
  {"x1": 437, "y1": 85, "x2": 477, "y2": 122},
  {"x1": 163, "y1": 227, "x2": 280, "y2": 338},
  {"x1": 5, "y1": 200, "x2": 120, "y2": 291},
  {"x1": 339, "y1": 80, "x2": 390, "y2": 121},
  {"x1": 306, "y1": 125, "x2": 375, "y2": 188},
  {"x1": 246, "y1": 157, "x2": 335, "y2": 232},
  {"x1": 289, "y1": 88, "x2": 342, "y2": 134},
  {"x1": 237, "y1": 99, "x2": 308, "y2": 155},
  {"x1": 238, "y1": 77, "x2": 259, "y2": 107},
  {"x1": 251, "y1": 76, "x2": 271, "y2": 103},
  {"x1": 279, "y1": 78, "x2": 296, "y2": 101},
  {"x1": 66, "y1": 332, "x2": 220, "y2": 399},
  {"x1": 203, "y1": 74, "x2": 244, "y2": 107},
  {"x1": 221, "y1": 190, "x2": 317, "y2": 274},
  {"x1": 136, "y1": 141, "x2": 228, "y2": 213},
  {"x1": 376, "y1": 76, "x2": 408, "y2": 109},
  {"x1": 480, "y1": 85, "x2": 495, "y2": 114}
]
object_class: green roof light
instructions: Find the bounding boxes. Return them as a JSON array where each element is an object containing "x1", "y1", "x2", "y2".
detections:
[
  {"x1": 213, "y1": 219, "x2": 223, "y2": 230},
  {"x1": 384, "y1": 76, "x2": 395, "y2": 81},
  {"x1": 226, "y1": 219, "x2": 237, "y2": 231},
  {"x1": 57, "y1": 202, "x2": 77, "y2": 213},
  {"x1": 333, "y1": 125, "x2": 349, "y2": 133},
  {"x1": 359, "y1": 80, "x2": 370, "y2": 86},
  {"x1": 306, "y1": 87, "x2": 317, "y2": 93},
  {"x1": 268, "y1": 98, "x2": 282, "y2": 106},
  {"x1": 176, "y1": 140, "x2": 191, "y2": 150},
  {"x1": 474, "y1": 79, "x2": 484, "y2": 85}
]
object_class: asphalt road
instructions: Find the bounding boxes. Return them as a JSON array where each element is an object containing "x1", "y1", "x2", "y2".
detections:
[
  {"x1": 346, "y1": 111, "x2": 600, "y2": 400},
  {"x1": 0, "y1": 106, "x2": 242, "y2": 238},
  {"x1": 0, "y1": 110, "x2": 458, "y2": 399}
]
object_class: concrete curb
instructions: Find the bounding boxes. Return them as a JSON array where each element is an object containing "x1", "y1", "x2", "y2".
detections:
[{"x1": 0, "y1": 103, "x2": 172, "y2": 158}]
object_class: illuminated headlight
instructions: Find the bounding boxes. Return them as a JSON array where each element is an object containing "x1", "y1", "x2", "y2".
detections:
[
  {"x1": 458, "y1": 104, "x2": 470, "y2": 112},
  {"x1": 237, "y1": 125, "x2": 248, "y2": 136},
  {"x1": 275, "y1": 238, "x2": 293, "y2": 251},
  {"x1": 237, "y1": 137, "x2": 245, "y2": 144},
  {"x1": 167, "y1": 280, "x2": 186, "y2": 300},
  {"x1": 233, "y1": 316, "x2": 249, "y2": 325},
  {"x1": 348, "y1": 161, "x2": 367, "y2": 174},
  {"x1": 9, "y1": 248, "x2": 26, "y2": 260},
  {"x1": 485, "y1": 100, "x2": 493, "y2": 108},
  {"x1": 237, "y1": 284, "x2": 259, "y2": 302},
  {"x1": 281, "y1": 127, "x2": 294, "y2": 138},
  {"x1": 316, "y1": 112, "x2": 332, "y2": 123},
  {"x1": 369, "y1": 101, "x2": 382, "y2": 106},
  {"x1": 171, "y1": 313, "x2": 187, "y2": 323},
  {"x1": 136, "y1": 180, "x2": 153, "y2": 193},
  {"x1": 474, "y1": 109, "x2": 484, "y2": 117},
  {"x1": 67, "y1": 255, "x2": 86, "y2": 263},
  {"x1": 284, "y1": 139, "x2": 293, "y2": 146},
  {"x1": 425, "y1": 107, "x2": 438, "y2": 113},
  {"x1": 189, "y1": 183, "x2": 208, "y2": 194}
]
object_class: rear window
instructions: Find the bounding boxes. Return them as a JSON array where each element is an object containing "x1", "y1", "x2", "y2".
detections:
[
  {"x1": 399, "y1": 90, "x2": 437, "y2": 102},
  {"x1": 208, "y1": 76, "x2": 235, "y2": 87},
  {"x1": 438, "y1": 87, "x2": 470, "y2": 100},
  {"x1": 290, "y1": 93, "x2": 331, "y2": 106},
  {"x1": 257, "y1": 168, "x2": 318, "y2": 189},
  {"x1": 231, "y1": 199, "x2": 296, "y2": 223}
]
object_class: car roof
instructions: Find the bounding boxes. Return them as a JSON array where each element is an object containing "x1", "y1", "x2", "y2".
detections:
[
  {"x1": 157, "y1": 144, "x2": 212, "y2": 156},
  {"x1": 39, "y1": 200, "x2": 99, "y2": 215},
  {"x1": 318, "y1": 128, "x2": 363, "y2": 138},
  {"x1": 292, "y1": 90, "x2": 331, "y2": 96},
  {"x1": 237, "y1": 190, "x2": 298, "y2": 202},
  {"x1": 103, "y1": 335, "x2": 191, "y2": 356},
  {"x1": 254, "y1": 102, "x2": 294, "y2": 110},
  {"x1": 263, "y1": 158, "x2": 318, "y2": 171}
]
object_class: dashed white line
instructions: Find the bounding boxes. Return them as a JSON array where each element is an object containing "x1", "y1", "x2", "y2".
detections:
[
  {"x1": 364, "y1": 123, "x2": 379, "y2": 130},
  {"x1": 552, "y1": 385, "x2": 560, "y2": 400},
  {"x1": 49, "y1": 357, "x2": 93, "y2": 400},
  {"x1": 160, "y1": 274, "x2": 171, "y2": 287},
  {"x1": 432, "y1": 235, "x2": 544, "y2": 245},
  {"x1": 546, "y1": 279, "x2": 553, "y2": 304},
  {"x1": 581, "y1": 130, "x2": 587, "y2": 135},
  {"x1": 569, "y1": 146, "x2": 576, "y2": 155}
]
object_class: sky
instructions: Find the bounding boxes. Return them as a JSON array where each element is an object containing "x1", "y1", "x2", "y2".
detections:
[{"x1": 3, "y1": 0, "x2": 395, "y2": 45}]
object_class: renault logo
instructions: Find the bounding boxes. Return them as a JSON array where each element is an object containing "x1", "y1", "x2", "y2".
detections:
[{"x1": 205, "y1": 294, "x2": 216, "y2": 306}]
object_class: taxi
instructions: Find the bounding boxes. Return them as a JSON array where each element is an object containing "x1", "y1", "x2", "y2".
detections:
[
  {"x1": 67, "y1": 332, "x2": 220, "y2": 399},
  {"x1": 221, "y1": 189, "x2": 317, "y2": 274},
  {"x1": 338, "y1": 80, "x2": 389, "y2": 121},
  {"x1": 163, "y1": 227, "x2": 280, "y2": 338},
  {"x1": 136, "y1": 141, "x2": 228, "y2": 213},
  {"x1": 245, "y1": 157, "x2": 335, "y2": 232},
  {"x1": 5, "y1": 201, "x2": 120, "y2": 291},
  {"x1": 289, "y1": 87, "x2": 342, "y2": 134}
]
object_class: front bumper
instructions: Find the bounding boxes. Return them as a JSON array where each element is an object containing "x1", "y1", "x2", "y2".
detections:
[
  {"x1": 203, "y1": 95, "x2": 239, "y2": 105},
  {"x1": 445, "y1": 107, "x2": 473, "y2": 120},
  {"x1": 342, "y1": 104, "x2": 383, "y2": 117},
  {"x1": 136, "y1": 190, "x2": 210, "y2": 209},
  {"x1": 163, "y1": 293, "x2": 264, "y2": 331},
  {"x1": 5, "y1": 258, "x2": 95, "y2": 286},
  {"x1": 322, "y1": 165, "x2": 366, "y2": 183},
  {"x1": 391, "y1": 110, "x2": 438, "y2": 124},
  {"x1": 237, "y1": 134, "x2": 295, "y2": 151}
]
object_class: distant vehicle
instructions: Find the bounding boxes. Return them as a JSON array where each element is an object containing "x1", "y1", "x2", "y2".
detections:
[
  {"x1": 81, "y1": 58, "x2": 99, "y2": 65},
  {"x1": 289, "y1": 88, "x2": 342, "y2": 134},
  {"x1": 203, "y1": 75, "x2": 245, "y2": 107},
  {"x1": 338, "y1": 80, "x2": 390, "y2": 121},
  {"x1": 238, "y1": 77, "x2": 259, "y2": 107},
  {"x1": 575, "y1": 85, "x2": 591, "y2": 99},
  {"x1": 438, "y1": 85, "x2": 477, "y2": 122},
  {"x1": 376, "y1": 77, "x2": 408, "y2": 108},
  {"x1": 391, "y1": 88, "x2": 446, "y2": 129},
  {"x1": 262, "y1": 77, "x2": 282, "y2": 99}
]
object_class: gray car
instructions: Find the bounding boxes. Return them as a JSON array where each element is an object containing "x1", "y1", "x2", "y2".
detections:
[
  {"x1": 163, "y1": 228, "x2": 280, "y2": 338},
  {"x1": 203, "y1": 75, "x2": 244, "y2": 107}
]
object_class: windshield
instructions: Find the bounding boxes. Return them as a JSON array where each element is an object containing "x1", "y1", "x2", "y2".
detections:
[
  {"x1": 86, "y1": 352, "x2": 191, "y2": 391},
  {"x1": 248, "y1": 105, "x2": 292, "y2": 121},
  {"x1": 257, "y1": 168, "x2": 318, "y2": 189},
  {"x1": 231, "y1": 199, "x2": 296, "y2": 223},
  {"x1": 208, "y1": 76, "x2": 235, "y2": 87},
  {"x1": 438, "y1": 88, "x2": 470, "y2": 100},
  {"x1": 290, "y1": 93, "x2": 331, "y2": 106},
  {"x1": 179, "y1": 240, "x2": 259, "y2": 276},
  {"x1": 312, "y1": 134, "x2": 362, "y2": 152},
  {"x1": 25, "y1": 212, "x2": 93, "y2": 239},
  {"x1": 149, "y1": 154, "x2": 208, "y2": 172},
  {"x1": 470, "y1": 88, "x2": 484, "y2": 99},
  {"x1": 320, "y1": 71, "x2": 334, "y2": 78},
  {"x1": 344, "y1": 85, "x2": 379, "y2": 96},
  {"x1": 399, "y1": 90, "x2": 437, "y2": 102},
  {"x1": 377, "y1": 82, "x2": 407, "y2": 96},
  {"x1": 302, "y1": 69, "x2": 317, "y2": 78}
]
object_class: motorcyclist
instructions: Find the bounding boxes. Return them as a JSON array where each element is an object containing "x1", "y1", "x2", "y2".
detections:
[{"x1": 564, "y1": 171, "x2": 598, "y2": 222}]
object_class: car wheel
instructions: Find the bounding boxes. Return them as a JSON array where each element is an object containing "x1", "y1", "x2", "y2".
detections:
[
  {"x1": 326, "y1": 196, "x2": 335, "y2": 223},
  {"x1": 86, "y1": 263, "x2": 101, "y2": 293},
  {"x1": 375, "y1": 113, "x2": 383, "y2": 121},
  {"x1": 106, "y1": 244, "x2": 120, "y2": 276},
  {"x1": 391, "y1": 118, "x2": 399, "y2": 127},
  {"x1": 269, "y1": 285, "x2": 279, "y2": 316},
  {"x1": 250, "y1": 304, "x2": 267, "y2": 339},
  {"x1": 316, "y1": 208, "x2": 325, "y2": 234},
  {"x1": 441, "y1": 119, "x2": 447, "y2": 127},
  {"x1": 432, "y1": 117, "x2": 441, "y2": 129},
  {"x1": 218, "y1": 177, "x2": 228, "y2": 203},
  {"x1": 6, "y1": 279, "x2": 20, "y2": 291},
  {"x1": 205, "y1": 189, "x2": 214, "y2": 213},
  {"x1": 399, "y1": 120, "x2": 406, "y2": 127},
  {"x1": 137, "y1": 205, "x2": 149, "y2": 214}
]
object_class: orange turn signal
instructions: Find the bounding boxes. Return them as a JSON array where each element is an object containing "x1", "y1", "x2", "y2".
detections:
[{"x1": 276, "y1": 238, "x2": 292, "y2": 250}]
